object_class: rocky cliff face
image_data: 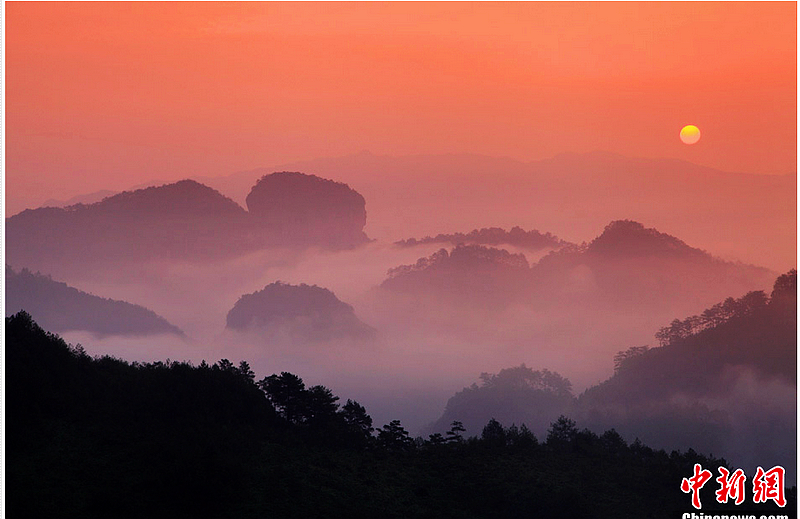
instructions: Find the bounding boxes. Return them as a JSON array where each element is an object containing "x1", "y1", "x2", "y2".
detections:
[{"x1": 246, "y1": 172, "x2": 368, "y2": 247}]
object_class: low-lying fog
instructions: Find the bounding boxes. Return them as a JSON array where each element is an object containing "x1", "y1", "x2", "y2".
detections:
[{"x1": 53, "y1": 240, "x2": 735, "y2": 434}]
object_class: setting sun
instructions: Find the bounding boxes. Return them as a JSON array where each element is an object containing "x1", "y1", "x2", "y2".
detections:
[{"x1": 680, "y1": 125, "x2": 701, "y2": 145}]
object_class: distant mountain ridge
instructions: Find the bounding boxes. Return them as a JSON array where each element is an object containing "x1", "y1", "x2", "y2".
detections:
[
  {"x1": 395, "y1": 226, "x2": 569, "y2": 250},
  {"x1": 92, "y1": 180, "x2": 247, "y2": 218},
  {"x1": 531, "y1": 220, "x2": 774, "y2": 309},
  {"x1": 40, "y1": 189, "x2": 118, "y2": 208},
  {"x1": 192, "y1": 150, "x2": 794, "y2": 271},
  {"x1": 5, "y1": 266, "x2": 183, "y2": 337},
  {"x1": 16, "y1": 150, "x2": 794, "y2": 269},
  {"x1": 381, "y1": 220, "x2": 775, "y2": 312}
]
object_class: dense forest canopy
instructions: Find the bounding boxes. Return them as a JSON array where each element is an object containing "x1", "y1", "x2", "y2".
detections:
[{"x1": 8, "y1": 311, "x2": 794, "y2": 518}]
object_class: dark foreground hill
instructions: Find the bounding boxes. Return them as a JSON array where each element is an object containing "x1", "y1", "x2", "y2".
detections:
[
  {"x1": 5, "y1": 266, "x2": 183, "y2": 337},
  {"x1": 8, "y1": 312, "x2": 794, "y2": 518},
  {"x1": 226, "y1": 282, "x2": 375, "y2": 341}
]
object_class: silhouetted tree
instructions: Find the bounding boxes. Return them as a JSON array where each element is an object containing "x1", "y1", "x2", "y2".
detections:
[
  {"x1": 237, "y1": 360, "x2": 255, "y2": 380},
  {"x1": 340, "y1": 399, "x2": 374, "y2": 442},
  {"x1": 259, "y1": 372, "x2": 306, "y2": 424},
  {"x1": 771, "y1": 269, "x2": 797, "y2": 302},
  {"x1": 481, "y1": 418, "x2": 506, "y2": 447},
  {"x1": 547, "y1": 416, "x2": 578, "y2": 445},
  {"x1": 446, "y1": 420, "x2": 466, "y2": 444},
  {"x1": 426, "y1": 433, "x2": 447, "y2": 446},
  {"x1": 516, "y1": 424, "x2": 538, "y2": 448},
  {"x1": 377, "y1": 420, "x2": 413, "y2": 452},
  {"x1": 303, "y1": 385, "x2": 340, "y2": 425}
]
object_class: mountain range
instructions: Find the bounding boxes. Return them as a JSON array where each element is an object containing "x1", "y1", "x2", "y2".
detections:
[
  {"x1": 381, "y1": 220, "x2": 775, "y2": 314},
  {"x1": 191, "y1": 151, "x2": 795, "y2": 271}
]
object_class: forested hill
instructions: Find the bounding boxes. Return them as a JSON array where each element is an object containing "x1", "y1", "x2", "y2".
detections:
[
  {"x1": 7, "y1": 312, "x2": 794, "y2": 518},
  {"x1": 226, "y1": 282, "x2": 375, "y2": 340},
  {"x1": 582, "y1": 269, "x2": 797, "y2": 407}
]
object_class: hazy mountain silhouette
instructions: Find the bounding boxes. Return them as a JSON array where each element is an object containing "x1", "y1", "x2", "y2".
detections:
[
  {"x1": 7, "y1": 174, "x2": 370, "y2": 273},
  {"x1": 194, "y1": 150, "x2": 795, "y2": 271},
  {"x1": 14, "y1": 151, "x2": 793, "y2": 269},
  {"x1": 423, "y1": 365, "x2": 574, "y2": 439},
  {"x1": 5, "y1": 266, "x2": 183, "y2": 337},
  {"x1": 380, "y1": 243, "x2": 532, "y2": 306},
  {"x1": 584, "y1": 219, "x2": 707, "y2": 259},
  {"x1": 395, "y1": 226, "x2": 569, "y2": 250},
  {"x1": 381, "y1": 220, "x2": 775, "y2": 313},
  {"x1": 530, "y1": 220, "x2": 775, "y2": 310},
  {"x1": 246, "y1": 172, "x2": 369, "y2": 247},
  {"x1": 226, "y1": 282, "x2": 375, "y2": 341},
  {"x1": 7, "y1": 180, "x2": 248, "y2": 267}
]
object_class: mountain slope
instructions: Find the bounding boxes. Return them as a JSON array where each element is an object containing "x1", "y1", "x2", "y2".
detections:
[
  {"x1": 424, "y1": 271, "x2": 796, "y2": 478},
  {"x1": 5, "y1": 266, "x2": 184, "y2": 337}
]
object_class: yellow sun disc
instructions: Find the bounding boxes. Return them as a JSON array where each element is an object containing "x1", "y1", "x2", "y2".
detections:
[{"x1": 680, "y1": 125, "x2": 701, "y2": 145}]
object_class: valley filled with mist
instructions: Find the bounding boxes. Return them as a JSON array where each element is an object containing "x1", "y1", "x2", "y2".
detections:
[{"x1": 6, "y1": 156, "x2": 796, "y2": 485}]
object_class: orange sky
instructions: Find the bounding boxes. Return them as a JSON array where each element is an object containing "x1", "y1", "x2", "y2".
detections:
[{"x1": 6, "y1": 2, "x2": 797, "y2": 213}]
